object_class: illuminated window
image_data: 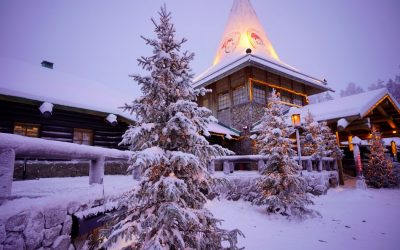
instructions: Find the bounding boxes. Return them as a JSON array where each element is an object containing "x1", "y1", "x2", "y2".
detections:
[
  {"x1": 293, "y1": 96, "x2": 303, "y2": 106},
  {"x1": 73, "y1": 128, "x2": 93, "y2": 145},
  {"x1": 233, "y1": 86, "x2": 247, "y2": 105},
  {"x1": 218, "y1": 92, "x2": 230, "y2": 110},
  {"x1": 253, "y1": 84, "x2": 266, "y2": 104},
  {"x1": 14, "y1": 123, "x2": 39, "y2": 137}
]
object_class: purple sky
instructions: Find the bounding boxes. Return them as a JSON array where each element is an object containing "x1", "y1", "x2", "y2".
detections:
[{"x1": 0, "y1": 0, "x2": 399, "y2": 98}]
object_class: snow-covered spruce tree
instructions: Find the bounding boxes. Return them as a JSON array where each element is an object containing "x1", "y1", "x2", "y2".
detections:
[
  {"x1": 253, "y1": 90, "x2": 318, "y2": 219},
  {"x1": 101, "y1": 6, "x2": 242, "y2": 249},
  {"x1": 319, "y1": 121, "x2": 343, "y2": 160},
  {"x1": 364, "y1": 128, "x2": 397, "y2": 188},
  {"x1": 300, "y1": 111, "x2": 321, "y2": 158},
  {"x1": 301, "y1": 112, "x2": 342, "y2": 160}
]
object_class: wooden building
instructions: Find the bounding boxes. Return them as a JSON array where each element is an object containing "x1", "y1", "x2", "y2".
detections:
[
  {"x1": 300, "y1": 88, "x2": 400, "y2": 176},
  {"x1": 193, "y1": 0, "x2": 331, "y2": 154},
  {"x1": 0, "y1": 95, "x2": 131, "y2": 149},
  {"x1": 0, "y1": 58, "x2": 134, "y2": 150}
]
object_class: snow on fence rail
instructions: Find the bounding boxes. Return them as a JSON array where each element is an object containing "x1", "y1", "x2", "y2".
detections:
[
  {"x1": 209, "y1": 155, "x2": 338, "y2": 174},
  {"x1": 0, "y1": 133, "x2": 131, "y2": 200}
]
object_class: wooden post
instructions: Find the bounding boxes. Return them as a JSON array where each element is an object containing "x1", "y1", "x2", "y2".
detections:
[
  {"x1": 89, "y1": 156, "x2": 105, "y2": 185},
  {"x1": 258, "y1": 159, "x2": 265, "y2": 173},
  {"x1": 208, "y1": 160, "x2": 215, "y2": 174},
  {"x1": 335, "y1": 131, "x2": 345, "y2": 185},
  {"x1": 307, "y1": 159, "x2": 312, "y2": 172},
  {"x1": 223, "y1": 161, "x2": 230, "y2": 175},
  {"x1": 318, "y1": 159, "x2": 323, "y2": 172},
  {"x1": 132, "y1": 165, "x2": 142, "y2": 181},
  {"x1": 0, "y1": 148, "x2": 15, "y2": 200}
]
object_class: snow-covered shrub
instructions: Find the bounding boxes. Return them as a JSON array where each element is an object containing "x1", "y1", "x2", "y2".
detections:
[
  {"x1": 101, "y1": 5, "x2": 243, "y2": 249},
  {"x1": 253, "y1": 90, "x2": 319, "y2": 219},
  {"x1": 364, "y1": 128, "x2": 397, "y2": 188}
]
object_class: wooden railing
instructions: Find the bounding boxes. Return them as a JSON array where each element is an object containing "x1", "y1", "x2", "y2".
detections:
[
  {"x1": 208, "y1": 155, "x2": 338, "y2": 174},
  {"x1": 0, "y1": 133, "x2": 130, "y2": 200}
]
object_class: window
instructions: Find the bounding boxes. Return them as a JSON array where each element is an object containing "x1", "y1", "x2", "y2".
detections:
[
  {"x1": 14, "y1": 123, "x2": 39, "y2": 137},
  {"x1": 253, "y1": 84, "x2": 266, "y2": 104},
  {"x1": 218, "y1": 92, "x2": 230, "y2": 110},
  {"x1": 280, "y1": 92, "x2": 291, "y2": 103},
  {"x1": 233, "y1": 86, "x2": 247, "y2": 105},
  {"x1": 73, "y1": 128, "x2": 93, "y2": 145},
  {"x1": 203, "y1": 98, "x2": 209, "y2": 108},
  {"x1": 293, "y1": 96, "x2": 303, "y2": 106}
]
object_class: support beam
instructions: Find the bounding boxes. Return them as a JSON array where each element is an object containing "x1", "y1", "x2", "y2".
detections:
[
  {"x1": 0, "y1": 148, "x2": 15, "y2": 200},
  {"x1": 377, "y1": 106, "x2": 397, "y2": 129},
  {"x1": 89, "y1": 156, "x2": 105, "y2": 185}
]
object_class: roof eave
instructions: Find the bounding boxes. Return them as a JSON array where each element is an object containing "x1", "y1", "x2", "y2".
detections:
[{"x1": 194, "y1": 55, "x2": 330, "y2": 94}]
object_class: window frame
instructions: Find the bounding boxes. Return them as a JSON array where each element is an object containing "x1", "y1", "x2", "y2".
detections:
[
  {"x1": 253, "y1": 84, "x2": 267, "y2": 104},
  {"x1": 73, "y1": 128, "x2": 93, "y2": 145},
  {"x1": 233, "y1": 85, "x2": 247, "y2": 105},
  {"x1": 13, "y1": 122, "x2": 40, "y2": 138},
  {"x1": 217, "y1": 92, "x2": 231, "y2": 111}
]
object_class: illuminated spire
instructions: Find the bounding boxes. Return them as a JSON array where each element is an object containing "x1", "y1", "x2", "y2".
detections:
[{"x1": 213, "y1": 0, "x2": 280, "y2": 66}]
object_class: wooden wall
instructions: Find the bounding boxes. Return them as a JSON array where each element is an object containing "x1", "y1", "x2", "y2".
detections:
[{"x1": 0, "y1": 99, "x2": 130, "y2": 149}]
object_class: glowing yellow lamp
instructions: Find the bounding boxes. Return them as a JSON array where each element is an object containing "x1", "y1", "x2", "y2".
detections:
[{"x1": 291, "y1": 114, "x2": 301, "y2": 128}]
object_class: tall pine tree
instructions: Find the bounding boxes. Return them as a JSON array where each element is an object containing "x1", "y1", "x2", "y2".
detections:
[
  {"x1": 364, "y1": 127, "x2": 397, "y2": 188},
  {"x1": 102, "y1": 6, "x2": 242, "y2": 249},
  {"x1": 253, "y1": 90, "x2": 317, "y2": 219}
]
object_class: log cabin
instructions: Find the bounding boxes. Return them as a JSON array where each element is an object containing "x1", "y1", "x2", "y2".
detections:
[
  {"x1": 193, "y1": 0, "x2": 331, "y2": 154},
  {"x1": 0, "y1": 58, "x2": 134, "y2": 149}
]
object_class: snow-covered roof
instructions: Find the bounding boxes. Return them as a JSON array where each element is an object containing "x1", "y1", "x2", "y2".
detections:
[
  {"x1": 300, "y1": 88, "x2": 400, "y2": 122},
  {"x1": 0, "y1": 57, "x2": 135, "y2": 121},
  {"x1": 207, "y1": 122, "x2": 241, "y2": 137},
  {"x1": 193, "y1": 0, "x2": 330, "y2": 93}
]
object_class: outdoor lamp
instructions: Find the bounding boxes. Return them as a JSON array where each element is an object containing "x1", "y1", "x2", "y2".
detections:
[{"x1": 289, "y1": 107, "x2": 301, "y2": 127}]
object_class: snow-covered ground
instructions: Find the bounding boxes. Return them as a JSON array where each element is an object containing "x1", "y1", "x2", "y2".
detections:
[
  {"x1": 208, "y1": 185, "x2": 400, "y2": 250},
  {"x1": 1, "y1": 175, "x2": 399, "y2": 250}
]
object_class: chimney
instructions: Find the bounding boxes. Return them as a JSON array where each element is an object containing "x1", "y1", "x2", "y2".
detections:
[{"x1": 41, "y1": 60, "x2": 54, "y2": 69}]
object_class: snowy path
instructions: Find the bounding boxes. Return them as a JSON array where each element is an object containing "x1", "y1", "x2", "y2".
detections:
[{"x1": 207, "y1": 187, "x2": 400, "y2": 250}]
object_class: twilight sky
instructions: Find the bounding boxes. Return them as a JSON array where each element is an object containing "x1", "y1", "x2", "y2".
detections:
[{"x1": 0, "y1": 0, "x2": 399, "y2": 99}]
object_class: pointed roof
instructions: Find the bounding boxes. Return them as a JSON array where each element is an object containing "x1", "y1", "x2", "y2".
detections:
[
  {"x1": 213, "y1": 0, "x2": 280, "y2": 66},
  {"x1": 194, "y1": 0, "x2": 330, "y2": 93},
  {"x1": 300, "y1": 88, "x2": 400, "y2": 122}
]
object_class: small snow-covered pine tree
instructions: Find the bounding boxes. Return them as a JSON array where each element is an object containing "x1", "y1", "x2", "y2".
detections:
[
  {"x1": 301, "y1": 111, "x2": 322, "y2": 158},
  {"x1": 301, "y1": 112, "x2": 342, "y2": 160},
  {"x1": 319, "y1": 121, "x2": 343, "y2": 160},
  {"x1": 253, "y1": 90, "x2": 317, "y2": 218},
  {"x1": 102, "y1": 6, "x2": 242, "y2": 249},
  {"x1": 364, "y1": 128, "x2": 397, "y2": 188}
]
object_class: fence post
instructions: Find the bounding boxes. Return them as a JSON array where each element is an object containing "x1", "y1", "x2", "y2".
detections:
[
  {"x1": 208, "y1": 160, "x2": 215, "y2": 174},
  {"x1": 318, "y1": 159, "x2": 323, "y2": 172},
  {"x1": 223, "y1": 161, "x2": 230, "y2": 175},
  {"x1": 0, "y1": 148, "x2": 15, "y2": 201},
  {"x1": 258, "y1": 159, "x2": 265, "y2": 173},
  {"x1": 307, "y1": 159, "x2": 312, "y2": 172},
  {"x1": 132, "y1": 165, "x2": 142, "y2": 181},
  {"x1": 89, "y1": 156, "x2": 105, "y2": 185}
]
